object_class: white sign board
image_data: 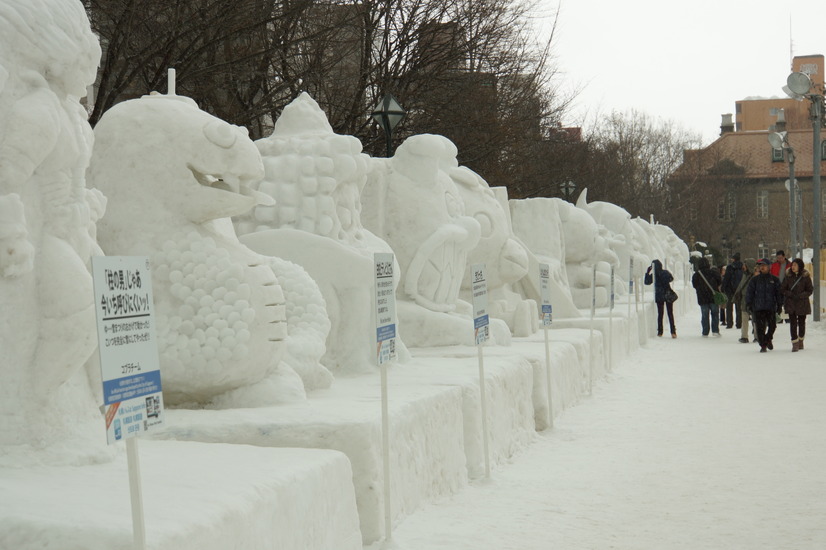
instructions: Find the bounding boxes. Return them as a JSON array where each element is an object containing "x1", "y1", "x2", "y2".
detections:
[
  {"x1": 92, "y1": 256, "x2": 163, "y2": 444},
  {"x1": 374, "y1": 253, "x2": 397, "y2": 365},
  {"x1": 629, "y1": 257, "x2": 635, "y2": 293},
  {"x1": 471, "y1": 263, "x2": 489, "y2": 345},
  {"x1": 539, "y1": 263, "x2": 552, "y2": 326},
  {"x1": 610, "y1": 265, "x2": 615, "y2": 308}
]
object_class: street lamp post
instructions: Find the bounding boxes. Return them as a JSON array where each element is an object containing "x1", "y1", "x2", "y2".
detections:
[
  {"x1": 784, "y1": 71, "x2": 824, "y2": 320},
  {"x1": 371, "y1": 94, "x2": 406, "y2": 158},
  {"x1": 768, "y1": 112, "x2": 798, "y2": 259}
]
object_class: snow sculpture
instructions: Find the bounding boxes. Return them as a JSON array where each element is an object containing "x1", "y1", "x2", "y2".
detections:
[
  {"x1": 361, "y1": 134, "x2": 511, "y2": 346},
  {"x1": 89, "y1": 94, "x2": 314, "y2": 407},
  {"x1": 509, "y1": 197, "x2": 582, "y2": 319},
  {"x1": 0, "y1": 0, "x2": 106, "y2": 464},
  {"x1": 451, "y1": 168, "x2": 536, "y2": 336},
  {"x1": 555, "y1": 199, "x2": 618, "y2": 309},
  {"x1": 235, "y1": 92, "x2": 406, "y2": 374},
  {"x1": 576, "y1": 189, "x2": 647, "y2": 292}
]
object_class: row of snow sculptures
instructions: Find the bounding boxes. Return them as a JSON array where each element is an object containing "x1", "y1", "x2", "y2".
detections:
[
  {"x1": 373, "y1": 252, "x2": 397, "y2": 544},
  {"x1": 470, "y1": 263, "x2": 492, "y2": 479},
  {"x1": 0, "y1": 0, "x2": 110, "y2": 464},
  {"x1": 91, "y1": 255, "x2": 165, "y2": 550}
]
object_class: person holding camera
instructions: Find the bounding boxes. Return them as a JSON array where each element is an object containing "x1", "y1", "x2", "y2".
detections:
[
  {"x1": 745, "y1": 258, "x2": 783, "y2": 353},
  {"x1": 645, "y1": 259, "x2": 677, "y2": 338}
]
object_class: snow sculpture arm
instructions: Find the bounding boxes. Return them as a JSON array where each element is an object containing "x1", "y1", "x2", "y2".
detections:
[{"x1": 0, "y1": 193, "x2": 35, "y2": 277}]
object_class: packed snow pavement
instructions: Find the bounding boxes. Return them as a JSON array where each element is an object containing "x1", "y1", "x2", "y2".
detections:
[{"x1": 384, "y1": 310, "x2": 826, "y2": 550}]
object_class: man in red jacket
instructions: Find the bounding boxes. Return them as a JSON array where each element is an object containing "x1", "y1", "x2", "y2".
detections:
[{"x1": 770, "y1": 250, "x2": 789, "y2": 283}]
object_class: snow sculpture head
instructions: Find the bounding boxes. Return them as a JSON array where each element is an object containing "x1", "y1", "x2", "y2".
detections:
[
  {"x1": 1, "y1": 0, "x2": 104, "y2": 464},
  {"x1": 0, "y1": 0, "x2": 100, "y2": 99},
  {"x1": 382, "y1": 135, "x2": 480, "y2": 311},
  {"x1": 509, "y1": 197, "x2": 581, "y2": 319},
  {"x1": 576, "y1": 189, "x2": 640, "y2": 289},
  {"x1": 235, "y1": 92, "x2": 401, "y2": 374},
  {"x1": 451, "y1": 169, "x2": 535, "y2": 334},
  {"x1": 89, "y1": 94, "x2": 305, "y2": 407}
]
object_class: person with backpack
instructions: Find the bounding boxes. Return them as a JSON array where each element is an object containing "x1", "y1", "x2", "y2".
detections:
[
  {"x1": 733, "y1": 258, "x2": 757, "y2": 344},
  {"x1": 745, "y1": 258, "x2": 783, "y2": 352},
  {"x1": 721, "y1": 252, "x2": 744, "y2": 329},
  {"x1": 691, "y1": 257, "x2": 723, "y2": 337},
  {"x1": 780, "y1": 258, "x2": 813, "y2": 352},
  {"x1": 644, "y1": 259, "x2": 677, "y2": 338}
]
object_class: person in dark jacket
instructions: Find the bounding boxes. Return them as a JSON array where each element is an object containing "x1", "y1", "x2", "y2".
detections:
[
  {"x1": 644, "y1": 259, "x2": 676, "y2": 338},
  {"x1": 732, "y1": 258, "x2": 757, "y2": 343},
  {"x1": 780, "y1": 258, "x2": 813, "y2": 352},
  {"x1": 745, "y1": 258, "x2": 783, "y2": 352},
  {"x1": 721, "y1": 252, "x2": 744, "y2": 329},
  {"x1": 691, "y1": 257, "x2": 722, "y2": 337}
]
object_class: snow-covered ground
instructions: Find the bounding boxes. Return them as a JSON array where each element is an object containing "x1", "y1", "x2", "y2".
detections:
[{"x1": 385, "y1": 309, "x2": 826, "y2": 550}]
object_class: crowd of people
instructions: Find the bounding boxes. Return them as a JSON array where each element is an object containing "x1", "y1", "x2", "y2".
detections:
[{"x1": 645, "y1": 250, "x2": 814, "y2": 353}]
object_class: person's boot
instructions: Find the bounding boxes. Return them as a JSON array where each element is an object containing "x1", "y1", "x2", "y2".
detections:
[
  {"x1": 792, "y1": 339, "x2": 800, "y2": 352},
  {"x1": 767, "y1": 340, "x2": 773, "y2": 350},
  {"x1": 799, "y1": 337, "x2": 804, "y2": 350},
  {"x1": 671, "y1": 332, "x2": 677, "y2": 339},
  {"x1": 760, "y1": 345, "x2": 767, "y2": 353}
]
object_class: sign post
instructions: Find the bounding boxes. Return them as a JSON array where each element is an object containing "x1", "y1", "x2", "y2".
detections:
[
  {"x1": 628, "y1": 257, "x2": 634, "y2": 351},
  {"x1": 588, "y1": 264, "x2": 596, "y2": 394},
  {"x1": 374, "y1": 253, "x2": 397, "y2": 543},
  {"x1": 470, "y1": 263, "x2": 491, "y2": 478},
  {"x1": 539, "y1": 263, "x2": 553, "y2": 429},
  {"x1": 92, "y1": 256, "x2": 164, "y2": 550},
  {"x1": 608, "y1": 265, "x2": 614, "y2": 372}
]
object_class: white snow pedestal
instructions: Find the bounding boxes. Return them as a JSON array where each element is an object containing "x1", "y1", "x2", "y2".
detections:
[
  {"x1": 0, "y1": 440, "x2": 362, "y2": 550},
  {"x1": 150, "y1": 296, "x2": 661, "y2": 546}
]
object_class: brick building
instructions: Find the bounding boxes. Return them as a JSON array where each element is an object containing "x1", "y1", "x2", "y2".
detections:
[{"x1": 667, "y1": 55, "x2": 825, "y2": 266}]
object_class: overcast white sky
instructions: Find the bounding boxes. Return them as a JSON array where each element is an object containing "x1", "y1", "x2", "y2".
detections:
[{"x1": 544, "y1": 0, "x2": 826, "y2": 145}]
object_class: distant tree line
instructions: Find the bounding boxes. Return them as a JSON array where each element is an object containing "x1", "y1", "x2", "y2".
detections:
[{"x1": 84, "y1": 0, "x2": 700, "y2": 224}]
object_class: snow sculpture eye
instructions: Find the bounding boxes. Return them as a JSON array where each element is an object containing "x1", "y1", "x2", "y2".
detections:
[{"x1": 203, "y1": 121, "x2": 237, "y2": 149}]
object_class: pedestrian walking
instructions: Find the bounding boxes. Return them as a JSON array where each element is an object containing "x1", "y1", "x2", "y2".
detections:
[
  {"x1": 746, "y1": 258, "x2": 783, "y2": 352},
  {"x1": 733, "y1": 258, "x2": 756, "y2": 343},
  {"x1": 721, "y1": 253, "x2": 744, "y2": 329},
  {"x1": 691, "y1": 257, "x2": 723, "y2": 337},
  {"x1": 718, "y1": 265, "x2": 727, "y2": 326},
  {"x1": 780, "y1": 258, "x2": 813, "y2": 352},
  {"x1": 644, "y1": 259, "x2": 677, "y2": 338},
  {"x1": 770, "y1": 250, "x2": 790, "y2": 283}
]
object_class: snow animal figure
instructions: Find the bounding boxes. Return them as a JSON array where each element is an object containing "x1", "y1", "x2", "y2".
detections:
[
  {"x1": 362, "y1": 134, "x2": 510, "y2": 346},
  {"x1": 89, "y1": 94, "x2": 309, "y2": 407},
  {"x1": 575, "y1": 188, "x2": 647, "y2": 295},
  {"x1": 509, "y1": 197, "x2": 582, "y2": 319},
  {"x1": 555, "y1": 198, "x2": 618, "y2": 309},
  {"x1": 0, "y1": 0, "x2": 106, "y2": 464},
  {"x1": 451, "y1": 167, "x2": 536, "y2": 336},
  {"x1": 236, "y1": 92, "x2": 405, "y2": 375}
]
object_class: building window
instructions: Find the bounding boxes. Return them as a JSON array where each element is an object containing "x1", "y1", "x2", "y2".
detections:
[
  {"x1": 772, "y1": 147, "x2": 784, "y2": 162},
  {"x1": 718, "y1": 191, "x2": 736, "y2": 221},
  {"x1": 756, "y1": 190, "x2": 769, "y2": 219},
  {"x1": 769, "y1": 107, "x2": 779, "y2": 116},
  {"x1": 758, "y1": 244, "x2": 770, "y2": 259},
  {"x1": 821, "y1": 139, "x2": 826, "y2": 160}
]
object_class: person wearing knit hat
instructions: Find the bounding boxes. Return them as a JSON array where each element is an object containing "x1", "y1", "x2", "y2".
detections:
[
  {"x1": 780, "y1": 258, "x2": 813, "y2": 351},
  {"x1": 733, "y1": 258, "x2": 757, "y2": 343},
  {"x1": 746, "y1": 258, "x2": 783, "y2": 352},
  {"x1": 722, "y1": 252, "x2": 744, "y2": 329}
]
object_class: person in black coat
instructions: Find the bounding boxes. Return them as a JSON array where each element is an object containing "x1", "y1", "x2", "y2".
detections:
[
  {"x1": 644, "y1": 259, "x2": 676, "y2": 337},
  {"x1": 691, "y1": 257, "x2": 722, "y2": 336},
  {"x1": 780, "y1": 258, "x2": 813, "y2": 351},
  {"x1": 721, "y1": 252, "x2": 744, "y2": 329},
  {"x1": 745, "y1": 258, "x2": 783, "y2": 352}
]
